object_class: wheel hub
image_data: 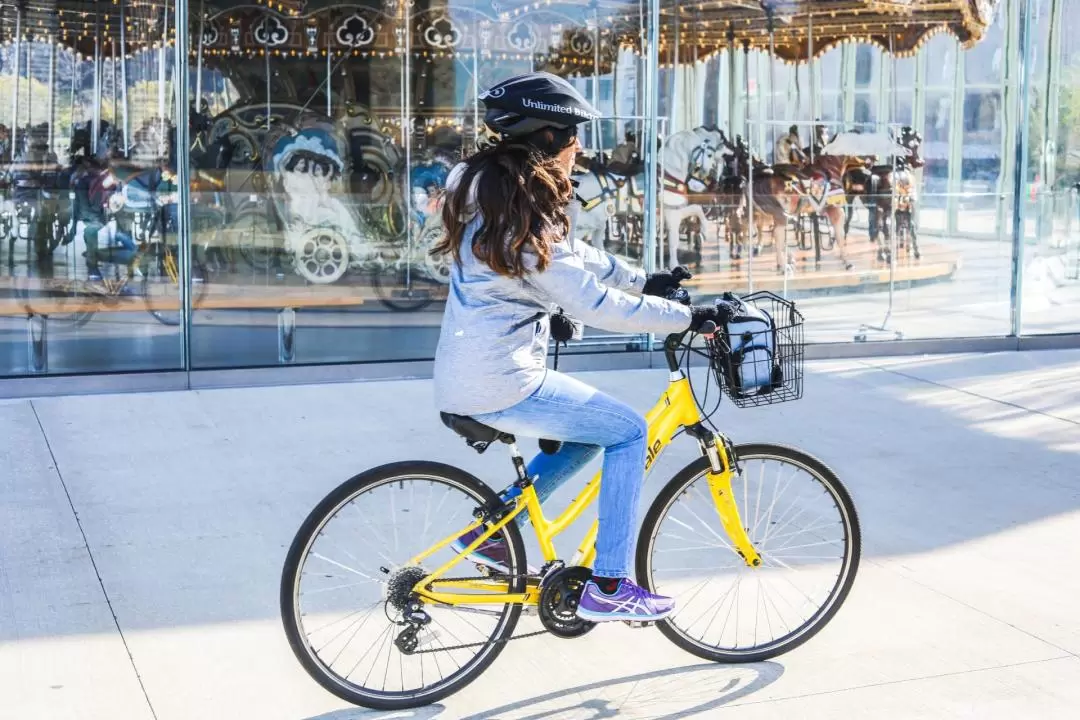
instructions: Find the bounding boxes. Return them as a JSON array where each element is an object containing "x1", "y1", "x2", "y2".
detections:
[{"x1": 384, "y1": 565, "x2": 427, "y2": 612}]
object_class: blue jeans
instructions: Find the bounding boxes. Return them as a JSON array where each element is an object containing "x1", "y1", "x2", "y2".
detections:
[{"x1": 471, "y1": 370, "x2": 648, "y2": 578}]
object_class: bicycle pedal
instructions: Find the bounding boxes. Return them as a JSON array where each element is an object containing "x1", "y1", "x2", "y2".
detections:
[{"x1": 622, "y1": 620, "x2": 655, "y2": 629}]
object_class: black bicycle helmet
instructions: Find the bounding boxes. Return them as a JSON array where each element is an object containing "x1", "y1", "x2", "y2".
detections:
[{"x1": 479, "y1": 71, "x2": 601, "y2": 138}]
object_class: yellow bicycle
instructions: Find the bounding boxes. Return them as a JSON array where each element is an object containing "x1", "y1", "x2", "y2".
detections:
[{"x1": 280, "y1": 292, "x2": 861, "y2": 710}]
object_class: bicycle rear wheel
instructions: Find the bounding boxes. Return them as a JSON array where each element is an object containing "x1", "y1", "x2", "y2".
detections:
[
  {"x1": 280, "y1": 461, "x2": 527, "y2": 710},
  {"x1": 637, "y1": 443, "x2": 860, "y2": 663}
]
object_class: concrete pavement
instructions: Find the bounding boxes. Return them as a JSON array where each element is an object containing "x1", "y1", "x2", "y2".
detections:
[{"x1": 2, "y1": 349, "x2": 1080, "y2": 719}]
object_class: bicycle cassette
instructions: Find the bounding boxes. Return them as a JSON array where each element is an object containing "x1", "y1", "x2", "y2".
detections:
[{"x1": 538, "y1": 565, "x2": 596, "y2": 639}]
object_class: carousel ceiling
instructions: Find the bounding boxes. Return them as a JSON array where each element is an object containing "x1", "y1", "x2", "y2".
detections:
[
  {"x1": 0, "y1": 1, "x2": 629, "y2": 78},
  {"x1": 617, "y1": 1, "x2": 1004, "y2": 65},
  {"x1": 0, "y1": 1, "x2": 1001, "y2": 72}
]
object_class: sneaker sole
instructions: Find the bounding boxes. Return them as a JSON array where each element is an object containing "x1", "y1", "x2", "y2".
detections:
[{"x1": 574, "y1": 607, "x2": 674, "y2": 623}]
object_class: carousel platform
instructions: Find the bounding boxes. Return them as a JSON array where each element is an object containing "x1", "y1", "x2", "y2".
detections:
[{"x1": 685, "y1": 235, "x2": 961, "y2": 299}]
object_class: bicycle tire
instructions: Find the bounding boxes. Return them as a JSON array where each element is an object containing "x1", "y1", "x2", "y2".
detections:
[
  {"x1": 636, "y1": 443, "x2": 861, "y2": 664},
  {"x1": 371, "y1": 266, "x2": 438, "y2": 313},
  {"x1": 280, "y1": 460, "x2": 526, "y2": 710}
]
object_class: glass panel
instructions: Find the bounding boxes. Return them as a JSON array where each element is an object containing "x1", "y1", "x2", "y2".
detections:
[
  {"x1": 185, "y1": 1, "x2": 654, "y2": 369},
  {"x1": 924, "y1": 34, "x2": 957, "y2": 88},
  {"x1": 1, "y1": 1, "x2": 183, "y2": 377},
  {"x1": 674, "y1": 7, "x2": 1015, "y2": 344},
  {"x1": 1024, "y1": 0, "x2": 1080, "y2": 334}
]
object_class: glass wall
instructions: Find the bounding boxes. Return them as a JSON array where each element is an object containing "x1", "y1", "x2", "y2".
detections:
[
  {"x1": 672, "y1": 3, "x2": 1016, "y2": 344},
  {"x1": 1, "y1": 0, "x2": 182, "y2": 376},
  {"x1": 1, "y1": 0, "x2": 1075, "y2": 385},
  {"x1": 1023, "y1": 0, "x2": 1080, "y2": 334},
  {"x1": 181, "y1": 0, "x2": 655, "y2": 370}
]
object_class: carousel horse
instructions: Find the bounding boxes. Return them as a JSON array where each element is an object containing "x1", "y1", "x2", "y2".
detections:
[
  {"x1": 841, "y1": 126, "x2": 925, "y2": 260},
  {"x1": 572, "y1": 126, "x2": 723, "y2": 267},
  {"x1": 718, "y1": 132, "x2": 811, "y2": 272}
]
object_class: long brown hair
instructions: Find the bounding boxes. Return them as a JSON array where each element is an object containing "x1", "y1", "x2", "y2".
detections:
[{"x1": 431, "y1": 126, "x2": 577, "y2": 278}]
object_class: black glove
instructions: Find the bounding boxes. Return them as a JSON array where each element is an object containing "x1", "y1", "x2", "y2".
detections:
[
  {"x1": 642, "y1": 266, "x2": 692, "y2": 298},
  {"x1": 688, "y1": 302, "x2": 735, "y2": 334}
]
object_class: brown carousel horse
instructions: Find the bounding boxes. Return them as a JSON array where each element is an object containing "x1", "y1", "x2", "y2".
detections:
[
  {"x1": 841, "y1": 127, "x2": 925, "y2": 261},
  {"x1": 719, "y1": 132, "x2": 853, "y2": 272}
]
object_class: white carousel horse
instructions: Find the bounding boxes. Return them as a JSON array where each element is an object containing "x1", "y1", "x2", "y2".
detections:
[{"x1": 571, "y1": 126, "x2": 724, "y2": 261}]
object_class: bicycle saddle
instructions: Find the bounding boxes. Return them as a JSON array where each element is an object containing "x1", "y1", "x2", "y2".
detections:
[
  {"x1": 440, "y1": 412, "x2": 515, "y2": 453},
  {"x1": 439, "y1": 413, "x2": 563, "y2": 456}
]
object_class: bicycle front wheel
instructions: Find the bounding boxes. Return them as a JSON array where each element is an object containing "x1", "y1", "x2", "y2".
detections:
[
  {"x1": 280, "y1": 461, "x2": 527, "y2": 710},
  {"x1": 637, "y1": 443, "x2": 860, "y2": 663}
]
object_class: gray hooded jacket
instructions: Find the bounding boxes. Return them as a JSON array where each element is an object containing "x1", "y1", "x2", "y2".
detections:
[{"x1": 432, "y1": 163, "x2": 693, "y2": 416}]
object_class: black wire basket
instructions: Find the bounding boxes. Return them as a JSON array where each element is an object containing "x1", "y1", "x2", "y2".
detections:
[{"x1": 705, "y1": 291, "x2": 805, "y2": 408}]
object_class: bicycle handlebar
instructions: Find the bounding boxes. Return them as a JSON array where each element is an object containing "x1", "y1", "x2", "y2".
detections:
[{"x1": 663, "y1": 321, "x2": 717, "y2": 372}]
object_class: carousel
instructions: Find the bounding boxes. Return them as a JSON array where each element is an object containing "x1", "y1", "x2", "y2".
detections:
[
  {"x1": 0, "y1": 0, "x2": 1000, "y2": 323},
  {"x1": 580, "y1": 0, "x2": 1002, "y2": 305},
  {"x1": 0, "y1": 0, "x2": 629, "y2": 316}
]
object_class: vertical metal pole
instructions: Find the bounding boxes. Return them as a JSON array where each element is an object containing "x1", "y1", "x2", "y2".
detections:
[
  {"x1": 11, "y1": 4, "x2": 22, "y2": 161},
  {"x1": 265, "y1": 27, "x2": 272, "y2": 131},
  {"x1": 48, "y1": 38, "x2": 57, "y2": 152},
  {"x1": 593, "y1": 7, "x2": 601, "y2": 151},
  {"x1": 727, "y1": 25, "x2": 736, "y2": 135},
  {"x1": 93, "y1": 13, "x2": 102, "y2": 152},
  {"x1": 160, "y1": 0, "x2": 170, "y2": 141},
  {"x1": 641, "y1": 0, "x2": 661, "y2": 276},
  {"x1": 196, "y1": 0, "x2": 206, "y2": 110},
  {"x1": 946, "y1": 39, "x2": 965, "y2": 235},
  {"x1": 471, "y1": 20, "x2": 479, "y2": 145},
  {"x1": 69, "y1": 50, "x2": 78, "y2": 152},
  {"x1": 326, "y1": 39, "x2": 333, "y2": 118},
  {"x1": 120, "y1": 4, "x2": 130, "y2": 156},
  {"x1": 175, "y1": 0, "x2": 193, "y2": 377},
  {"x1": 672, "y1": 8, "x2": 679, "y2": 134},
  {"x1": 744, "y1": 40, "x2": 754, "y2": 294},
  {"x1": 112, "y1": 39, "x2": 119, "y2": 130},
  {"x1": 402, "y1": 2, "x2": 413, "y2": 281},
  {"x1": 995, "y1": 0, "x2": 1019, "y2": 249},
  {"x1": 1039, "y1": 0, "x2": 1063, "y2": 242},
  {"x1": 767, "y1": 12, "x2": 776, "y2": 161},
  {"x1": 1010, "y1": 0, "x2": 1036, "y2": 337},
  {"x1": 809, "y1": 12, "x2": 817, "y2": 127}
]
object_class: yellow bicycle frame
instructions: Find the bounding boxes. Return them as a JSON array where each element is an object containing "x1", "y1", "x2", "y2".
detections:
[{"x1": 408, "y1": 372, "x2": 761, "y2": 608}]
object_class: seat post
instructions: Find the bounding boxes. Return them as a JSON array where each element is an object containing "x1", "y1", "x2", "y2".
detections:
[{"x1": 507, "y1": 442, "x2": 530, "y2": 484}]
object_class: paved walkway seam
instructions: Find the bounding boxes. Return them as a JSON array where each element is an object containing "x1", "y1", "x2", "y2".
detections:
[{"x1": 29, "y1": 400, "x2": 160, "y2": 720}]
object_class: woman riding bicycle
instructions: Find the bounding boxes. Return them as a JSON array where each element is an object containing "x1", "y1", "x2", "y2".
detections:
[{"x1": 431, "y1": 72, "x2": 728, "y2": 623}]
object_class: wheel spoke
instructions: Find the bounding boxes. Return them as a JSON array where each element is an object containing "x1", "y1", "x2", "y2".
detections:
[
  {"x1": 283, "y1": 469, "x2": 525, "y2": 705},
  {"x1": 646, "y1": 448, "x2": 858, "y2": 660}
]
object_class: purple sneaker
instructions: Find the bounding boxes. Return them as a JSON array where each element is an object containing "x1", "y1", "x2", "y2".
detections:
[
  {"x1": 451, "y1": 526, "x2": 539, "y2": 575},
  {"x1": 575, "y1": 578, "x2": 675, "y2": 622}
]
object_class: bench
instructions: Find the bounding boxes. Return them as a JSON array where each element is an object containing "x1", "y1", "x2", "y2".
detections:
[{"x1": 0, "y1": 280, "x2": 373, "y2": 373}]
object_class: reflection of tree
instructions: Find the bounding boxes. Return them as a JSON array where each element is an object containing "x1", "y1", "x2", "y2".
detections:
[
  {"x1": 0, "y1": 76, "x2": 75, "y2": 133},
  {"x1": 1052, "y1": 66, "x2": 1080, "y2": 182}
]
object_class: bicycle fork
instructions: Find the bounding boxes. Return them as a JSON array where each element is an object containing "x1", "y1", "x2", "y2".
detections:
[{"x1": 690, "y1": 426, "x2": 762, "y2": 568}]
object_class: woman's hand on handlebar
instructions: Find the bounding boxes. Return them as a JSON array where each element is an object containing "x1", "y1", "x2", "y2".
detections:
[{"x1": 688, "y1": 302, "x2": 735, "y2": 336}]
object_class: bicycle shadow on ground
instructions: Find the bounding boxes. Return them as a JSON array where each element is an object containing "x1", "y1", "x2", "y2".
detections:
[
  {"x1": 455, "y1": 661, "x2": 784, "y2": 720},
  {"x1": 300, "y1": 704, "x2": 446, "y2": 720}
]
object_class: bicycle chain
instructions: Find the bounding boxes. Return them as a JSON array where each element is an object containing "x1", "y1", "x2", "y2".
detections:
[{"x1": 408, "y1": 573, "x2": 551, "y2": 655}]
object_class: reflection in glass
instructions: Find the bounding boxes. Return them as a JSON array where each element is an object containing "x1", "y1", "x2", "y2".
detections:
[
  {"x1": 1, "y1": 0, "x2": 182, "y2": 377},
  {"x1": 184, "y1": 0, "x2": 655, "y2": 369},
  {"x1": 1023, "y1": 0, "x2": 1080, "y2": 334}
]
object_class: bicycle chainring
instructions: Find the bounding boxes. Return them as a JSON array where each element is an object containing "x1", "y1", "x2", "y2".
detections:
[{"x1": 538, "y1": 566, "x2": 596, "y2": 639}]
